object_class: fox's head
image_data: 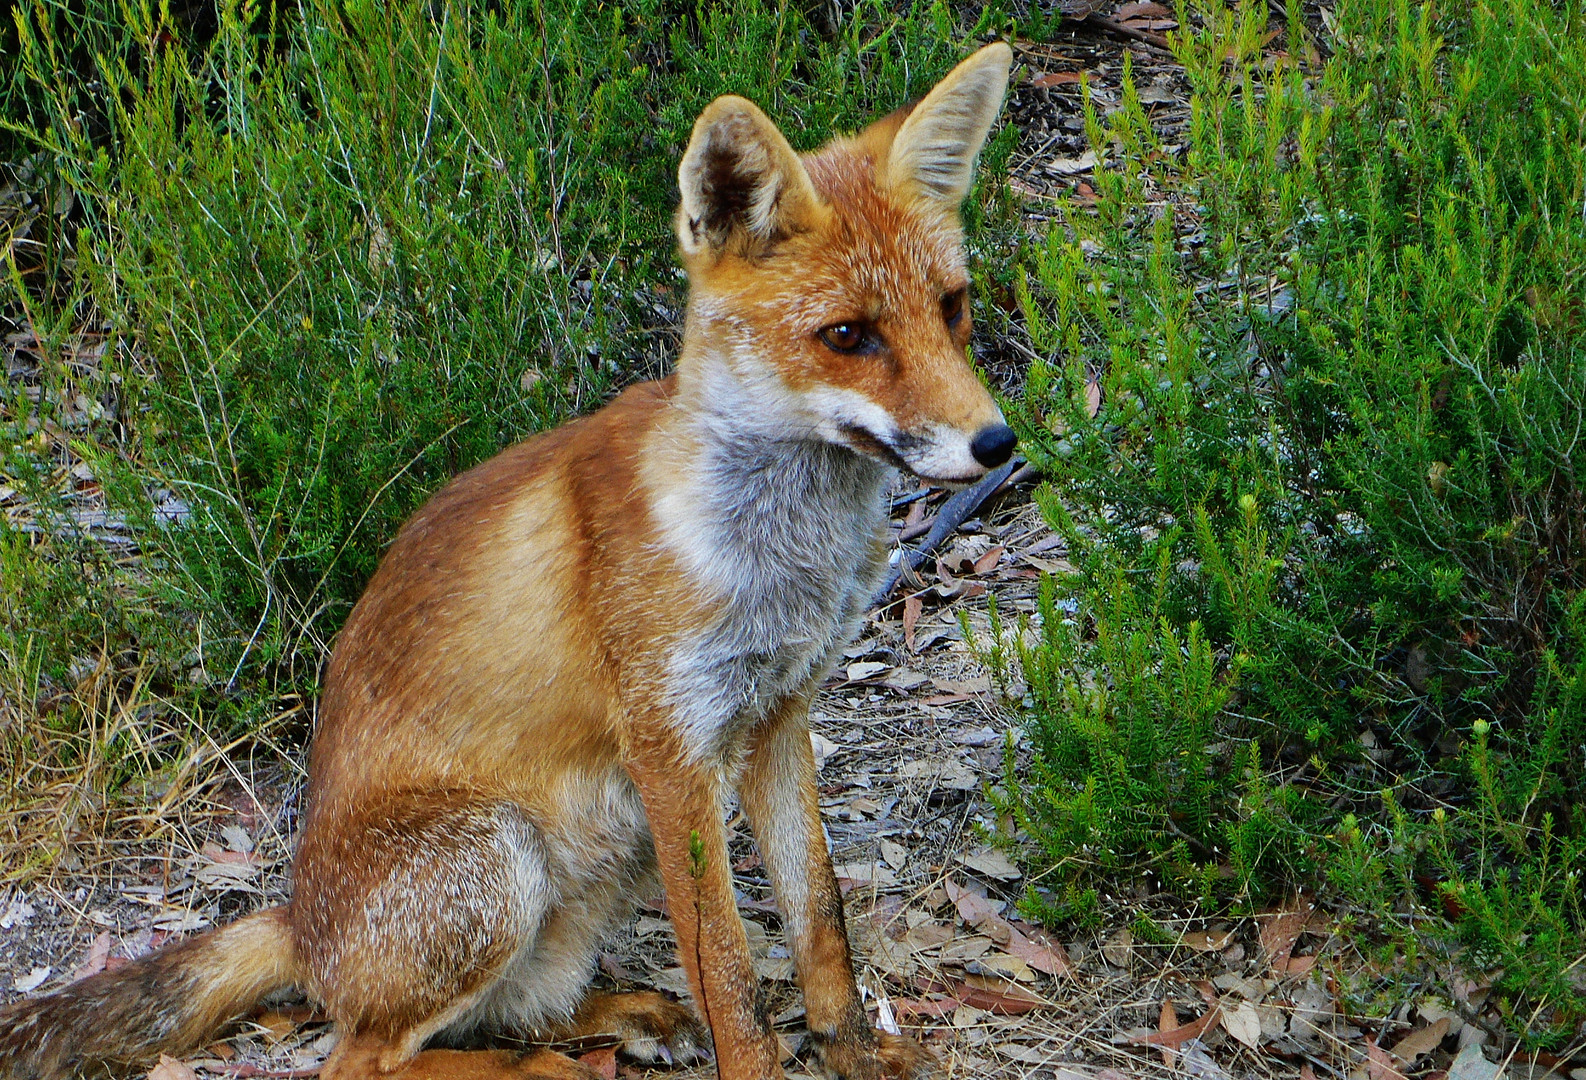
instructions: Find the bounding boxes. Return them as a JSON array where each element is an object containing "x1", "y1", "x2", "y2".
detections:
[{"x1": 674, "y1": 43, "x2": 1016, "y2": 484}]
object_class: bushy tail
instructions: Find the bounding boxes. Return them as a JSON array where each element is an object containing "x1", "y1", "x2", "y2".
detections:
[{"x1": 0, "y1": 907, "x2": 298, "y2": 1079}]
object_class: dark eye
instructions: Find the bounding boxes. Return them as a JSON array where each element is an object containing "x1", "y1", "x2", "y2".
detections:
[
  {"x1": 941, "y1": 288, "x2": 968, "y2": 328},
  {"x1": 819, "y1": 323, "x2": 869, "y2": 353}
]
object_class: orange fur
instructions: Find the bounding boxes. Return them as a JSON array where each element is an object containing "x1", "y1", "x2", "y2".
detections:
[{"x1": 0, "y1": 43, "x2": 1014, "y2": 1080}]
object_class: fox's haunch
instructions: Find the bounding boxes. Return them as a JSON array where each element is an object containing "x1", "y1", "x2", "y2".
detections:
[{"x1": 0, "y1": 907, "x2": 297, "y2": 1079}]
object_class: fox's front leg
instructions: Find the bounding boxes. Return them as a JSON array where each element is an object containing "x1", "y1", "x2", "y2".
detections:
[
  {"x1": 627, "y1": 722, "x2": 783, "y2": 1080},
  {"x1": 741, "y1": 697, "x2": 936, "y2": 1080}
]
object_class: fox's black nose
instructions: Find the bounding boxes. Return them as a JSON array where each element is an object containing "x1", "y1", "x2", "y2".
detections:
[{"x1": 970, "y1": 424, "x2": 1017, "y2": 468}]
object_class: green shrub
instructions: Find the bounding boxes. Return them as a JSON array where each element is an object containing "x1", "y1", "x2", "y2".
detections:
[
  {"x1": 4, "y1": 0, "x2": 1000, "y2": 707},
  {"x1": 1004, "y1": 0, "x2": 1586, "y2": 1045}
]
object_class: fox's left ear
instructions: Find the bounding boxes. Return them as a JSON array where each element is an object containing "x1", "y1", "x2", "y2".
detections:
[
  {"x1": 677, "y1": 96, "x2": 825, "y2": 258},
  {"x1": 885, "y1": 42, "x2": 1012, "y2": 210}
]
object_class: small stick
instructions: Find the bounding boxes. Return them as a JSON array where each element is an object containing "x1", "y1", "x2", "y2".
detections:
[{"x1": 872, "y1": 458, "x2": 1027, "y2": 608}]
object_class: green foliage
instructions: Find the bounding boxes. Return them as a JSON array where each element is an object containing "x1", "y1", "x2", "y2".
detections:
[
  {"x1": 1005, "y1": 0, "x2": 1586, "y2": 1045},
  {"x1": 3, "y1": 0, "x2": 999, "y2": 710}
]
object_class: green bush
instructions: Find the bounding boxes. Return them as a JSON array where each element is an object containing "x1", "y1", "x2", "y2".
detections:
[
  {"x1": 1003, "y1": 0, "x2": 1585, "y2": 1045},
  {"x1": 3, "y1": 0, "x2": 998, "y2": 704}
]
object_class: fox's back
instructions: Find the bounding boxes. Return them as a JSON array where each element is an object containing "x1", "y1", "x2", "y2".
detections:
[{"x1": 306, "y1": 377, "x2": 680, "y2": 815}]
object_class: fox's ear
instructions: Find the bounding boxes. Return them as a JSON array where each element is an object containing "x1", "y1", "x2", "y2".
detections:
[
  {"x1": 885, "y1": 42, "x2": 1012, "y2": 210},
  {"x1": 677, "y1": 96, "x2": 824, "y2": 258}
]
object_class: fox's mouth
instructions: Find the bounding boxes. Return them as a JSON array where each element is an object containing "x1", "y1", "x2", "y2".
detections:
[{"x1": 835, "y1": 423, "x2": 991, "y2": 486}]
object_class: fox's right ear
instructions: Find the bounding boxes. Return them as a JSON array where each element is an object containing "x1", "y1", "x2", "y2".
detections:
[
  {"x1": 885, "y1": 42, "x2": 1012, "y2": 212},
  {"x1": 677, "y1": 96, "x2": 825, "y2": 258}
]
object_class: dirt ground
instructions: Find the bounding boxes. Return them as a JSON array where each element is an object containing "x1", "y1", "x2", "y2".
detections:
[{"x1": 0, "y1": 12, "x2": 1526, "y2": 1080}]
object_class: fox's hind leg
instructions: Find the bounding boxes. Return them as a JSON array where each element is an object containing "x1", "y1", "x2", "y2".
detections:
[{"x1": 292, "y1": 791, "x2": 592, "y2": 1077}]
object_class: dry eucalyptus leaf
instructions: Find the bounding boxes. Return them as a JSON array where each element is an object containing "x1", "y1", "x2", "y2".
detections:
[
  {"x1": 1101, "y1": 928, "x2": 1134, "y2": 968},
  {"x1": 1390, "y1": 1017, "x2": 1450, "y2": 1065},
  {"x1": 940, "y1": 936, "x2": 997, "y2": 963},
  {"x1": 1047, "y1": 150, "x2": 1100, "y2": 176},
  {"x1": 1222, "y1": 1001, "x2": 1263, "y2": 1049},
  {"x1": 1182, "y1": 926, "x2": 1235, "y2": 952},
  {"x1": 13, "y1": 966, "x2": 49, "y2": 993},
  {"x1": 966, "y1": 953, "x2": 1036, "y2": 983},
  {"x1": 1449, "y1": 1042, "x2": 1505, "y2": 1080},
  {"x1": 957, "y1": 848, "x2": 1021, "y2": 881},
  {"x1": 845, "y1": 661, "x2": 890, "y2": 682},
  {"x1": 147, "y1": 1055, "x2": 197, "y2": 1080},
  {"x1": 832, "y1": 862, "x2": 897, "y2": 886}
]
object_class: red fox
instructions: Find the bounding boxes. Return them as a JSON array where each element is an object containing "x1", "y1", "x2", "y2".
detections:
[{"x1": 0, "y1": 42, "x2": 1015, "y2": 1080}]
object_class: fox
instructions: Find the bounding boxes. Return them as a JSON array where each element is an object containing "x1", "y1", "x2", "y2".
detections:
[{"x1": 0, "y1": 42, "x2": 1016, "y2": 1080}]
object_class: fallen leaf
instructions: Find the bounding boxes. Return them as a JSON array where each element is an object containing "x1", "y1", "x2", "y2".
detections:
[
  {"x1": 71, "y1": 932, "x2": 112, "y2": 982},
  {"x1": 578, "y1": 1046, "x2": 618, "y2": 1079},
  {"x1": 880, "y1": 840, "x2": 908, "y2": 870},
  {"x1": 1047, "y1": 150, "x2": 1099, "y2": 176},
  {"x1": 891, "y1": 996, "x2": 958, "y2": 1019},
  {"x1": 846, "y1": 661, "x2": 890, "y2": 682},
  {"x1": 1005, "y1": 922, "x2": 1073, "y2": 978},
  {"x1": 1448, "y1": 1041, "x2": 1505, "y2": 1080},
  {"x1": 1390, "y1": 1018, "x2": 1450, "y2": 1065},
  {"x1": 1222, "y1": 1000, "x2": 1263, "y2": 1050},
  {"x1": 147, "y1": 1055, "x2": 197, "y2": 1080},
  {"x1": 942, "y1": 879, "x2": 1008, "y2": 933},
  {"x1": 1032, "y1": 71, "x2": 1083, "y2": 87},
  {"x1": 966, "y1": 953, "x2": 1036, "y2": 983},
  {"x1": 971, "y1": 546, "x2": 1005, "y2": 575},
  {"x1": 954, "y1": 973, "x2": 1052, "y2": 1014},
  {"x1": 13, "y1": 966, "x2": 49, "y2": 993},
  {"x1": 1116, "y1": 0, "x2": 1170, "y2": 16},
  {"x1": 904, "y1": 922, "x2": 954, "y2": 949},
  {"x1": 1101, "y1": 927, "x2": 1134, "y2": 968},
  {"x1": 940, "y1": 936, "x2": 996, "y2": 963},
  {"x1": 809, "y1": 732, "x2": 840, "y2": 770},
  {"x1": 903, "y1": 595, "x2": 923, "y2": 652},
  {"x1": 1367, "y1": 1039, "x2": 1411, "y2": 1080},
  {"x1": 957, "y1": 848, "x2": 1021, "y2": 881},
  {"x1": 649, "y1": 966, "x2": 692, "y2": 997},
  {"x1": 151, "y1": 910, "x2": 209, "y2": 932},
  {"x1": 899, "y1": 756, "x2": 979, "y2": 790},
  {"x1": 832, "y1": 862, "x2": 897, "y2": 886},
  {"x1": 1133, "y1": 984, "x2": 1222, "y2": 1049},
  {"x1": 1182, "y1": 1041, "x2": 1229, "y2": 1080},
  {"x1": 881, "y1": 668, "x2": 929, "y2": 691},
  {"x1": 1258, "y1": 900, "x2": 1313, "y2": 973},
  {"x1": 254, "y1": 1010, "x2": 298, "y2": 1045},
  {"x1": 1084, "y1": 378, "x2": 1103, "y2": 418},
  {"x1": 1285, "y1": 954, "x2": 1318, "y2": 976},
  {"x1": 1159, "y1": 1000, "x2": 1180, "y2": 1066},
  {"x1": 1183, "y1": 927, "x2": 1235, "y2": 953},
  {"x1": 220, "y1": 824, "x2": 254, "y2": 853},
  {"x1": 997, "y1": 1044, "x2": 1053, "y2": 1065}
]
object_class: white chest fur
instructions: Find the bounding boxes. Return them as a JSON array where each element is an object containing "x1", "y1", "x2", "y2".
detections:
[{"x1": 652, "y1": 430, "x2": 890, "y2": 760}]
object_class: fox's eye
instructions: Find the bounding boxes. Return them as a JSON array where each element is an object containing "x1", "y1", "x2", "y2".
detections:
[
  {"x1": 819, "y1": 323, "x2": 869, "y2": 353},
  {"x1": 941, "y1": 288, "x2": 968, "y2": 328}
]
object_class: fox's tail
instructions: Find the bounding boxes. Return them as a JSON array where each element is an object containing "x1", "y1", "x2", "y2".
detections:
[{"x1": 0, "y1": 906, "x2": 298, "y2": 1079}]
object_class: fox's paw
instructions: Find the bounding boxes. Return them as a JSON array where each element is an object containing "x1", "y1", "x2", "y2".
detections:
[
  {"x1": 814, "y1": 1031, "x2": 938, "y2": 1080},
  {"x1": 572, "y1": 991, "x2": 709, "y2": 1067}
]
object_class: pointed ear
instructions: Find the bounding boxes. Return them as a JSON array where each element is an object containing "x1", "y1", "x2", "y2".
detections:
[
  {"x1": 676, "y1": 95, "x2": 825, "y2": 258},
  {"x1": 885, "y1": 42, "x2": 1012, "y2": 209}
]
